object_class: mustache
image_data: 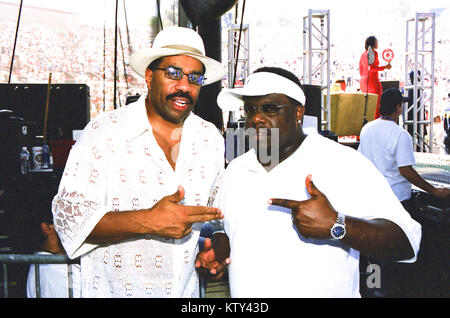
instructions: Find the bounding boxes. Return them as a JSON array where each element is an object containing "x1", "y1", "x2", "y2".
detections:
[{"x1": 166, "y1": 91, "x2": 194, "y2": 104}]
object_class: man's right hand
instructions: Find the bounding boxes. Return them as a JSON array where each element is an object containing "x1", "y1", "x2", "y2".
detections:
[
  {"x1": 87, "y1": 185, "x2": 222, "y2": 244},
  {"x1": 147, "y1": 185, "x2": 224, "y2": 239},
  {"x1": 431, "y1": 187, "x2": 450, "y2": 199}
]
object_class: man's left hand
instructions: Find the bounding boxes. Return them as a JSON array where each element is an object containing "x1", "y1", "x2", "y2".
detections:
[
  {"x1": 195, "y1": 237, "x2": 230, "y2": 281},
  {"x1": 269, "y1": 174, "x2": 337, "y2": 239}
]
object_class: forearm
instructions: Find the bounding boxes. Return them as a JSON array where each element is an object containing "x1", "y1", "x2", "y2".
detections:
[
  {"x1": 343, "y1": 216, "x2": 414, "y2": 261},
  {"x1": 399, "y1": 165, "x2": 435, "y2": 194},
  {"x1": 86, "y1": 210, "x2": 149, "y2": 244}
]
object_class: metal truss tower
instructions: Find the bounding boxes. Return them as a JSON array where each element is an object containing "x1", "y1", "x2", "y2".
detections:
[
  {"x1": 303, "y1": 9, "x2": 331, "y2": 131},
  {"x1": 404, "y1": 13, "x2": 435, "y2": 153},
  {"x1": 227, "y1": 23, "x2": 250, "y2": 122}
]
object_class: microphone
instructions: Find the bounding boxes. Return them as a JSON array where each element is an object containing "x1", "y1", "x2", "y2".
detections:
[{"x1": 367, "y1": 46, "x2": 375, "y2": 65}]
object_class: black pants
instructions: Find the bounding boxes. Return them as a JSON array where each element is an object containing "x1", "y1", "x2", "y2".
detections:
[{"x1": 361, "y1": 198, "x2": 421, "y2": 297}]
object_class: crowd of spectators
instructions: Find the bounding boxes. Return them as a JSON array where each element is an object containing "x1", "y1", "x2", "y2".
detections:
[
  {"x1": 1, "y1": 7, "x2": 449, "y2": 121},
  {"x1": 0, "y1": 22, "x2": 150, "y2": 118}
]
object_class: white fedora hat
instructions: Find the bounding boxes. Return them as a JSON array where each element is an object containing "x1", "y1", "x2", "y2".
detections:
[{"x1": 129, "y1": 26, "x2": 224, "y2": 85}]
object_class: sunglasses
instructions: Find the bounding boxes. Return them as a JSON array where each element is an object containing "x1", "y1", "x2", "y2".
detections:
[
  {"x1": 153, "y1": 66, "x2": 206, "y2": 86},
  {"x1": 243, "y1": 103, "x2": 297, "y2": 116}
]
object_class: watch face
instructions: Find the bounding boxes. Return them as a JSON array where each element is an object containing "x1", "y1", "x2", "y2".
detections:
[{"x1": 332, "y1": 225, "x2": 345, "y2": 239}]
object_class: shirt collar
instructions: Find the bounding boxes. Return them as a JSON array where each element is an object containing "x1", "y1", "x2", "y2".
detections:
[
  {"x1": 238, "y1": 135, "x2": 311, "y2": 174},
  {"x1": 125, "y1": 96, "x2": 152, "y2": 140}
]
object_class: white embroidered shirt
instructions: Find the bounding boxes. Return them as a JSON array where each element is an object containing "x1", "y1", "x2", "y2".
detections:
[{"x1": 52, "y1": 97, "x2": 224, "y2": 297}]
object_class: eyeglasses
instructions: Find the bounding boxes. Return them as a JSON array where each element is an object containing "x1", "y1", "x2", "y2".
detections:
[
  {"x1": 243, "y1": 103, "x2": 297, "y2": 116},
  {"x1": 153, "y1": 66, "x2": 206, "y2": 86}
]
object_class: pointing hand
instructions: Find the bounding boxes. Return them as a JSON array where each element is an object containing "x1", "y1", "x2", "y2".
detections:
[{"x1": 269, "y1": 175, "x2": 337, "y2": 239}]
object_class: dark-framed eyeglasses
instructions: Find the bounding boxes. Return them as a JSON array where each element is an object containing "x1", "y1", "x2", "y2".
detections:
[
  {"x1": 243, "y1": 103, "x2": 297, "y2": 116},
  {"x1": 153, "y1": 66, "x2": 206, "y2": 86}
]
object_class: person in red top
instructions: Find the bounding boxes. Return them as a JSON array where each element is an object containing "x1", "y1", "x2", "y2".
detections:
[{"x1": 359, "y1": 36, "x2": 392, "y2": 119}]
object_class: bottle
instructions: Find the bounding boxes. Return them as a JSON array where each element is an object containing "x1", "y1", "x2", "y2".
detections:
[
  {"x1": 20, "y1": 146, "x2": 31, "y2": 174},
  {"x1": 42, "y1": 142, "x2": 50, "y2": 169}
]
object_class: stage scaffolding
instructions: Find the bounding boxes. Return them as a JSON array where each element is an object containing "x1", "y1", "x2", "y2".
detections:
[
  {"x1": 303, "y1": 9, "x2": 331, "y2": 131},
  {"x1": 404, "y1": 13, "x2": 436, "y2": 153},
  {"x1": 227, "y1": 23, "x2": 250, "y2": 122}
]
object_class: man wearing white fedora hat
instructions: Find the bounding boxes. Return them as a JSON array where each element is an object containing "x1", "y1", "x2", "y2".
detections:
[{"x1": 52, "y1": 27, "x2": 226, "y2": 297}]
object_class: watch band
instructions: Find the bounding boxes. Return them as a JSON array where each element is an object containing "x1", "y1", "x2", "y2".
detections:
[
  {"x1": 336, "y1": 213, "x2": 345, "y2": 226},
  {"x1": 330, "y1": 212, "x2": 346, "y2": 240}
]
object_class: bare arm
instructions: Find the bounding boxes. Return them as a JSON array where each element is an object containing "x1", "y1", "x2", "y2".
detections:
[
  {"x1": 269, "y1": 175, "x2": 415, "y2": 262},
  {"x1": 399, "y1": 165, "x2": 450, "y2": 198},
  {"x1": 87, "y1": 186, "x2": 223, "y2": 244},
  {"x1": 342, "y1": 216, "x2": 413, "y2": 261}
]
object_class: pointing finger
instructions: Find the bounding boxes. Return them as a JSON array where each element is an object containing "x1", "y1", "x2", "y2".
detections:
[
  {"x1": 185, "y1": 206, "x2": 223, "y2": 223},
  {"x1": 186, "y1": 205, "x2": 223, "y2": 217},
  {"x1": 268, "y1": 198, "x2": 298, "y2": 210}
]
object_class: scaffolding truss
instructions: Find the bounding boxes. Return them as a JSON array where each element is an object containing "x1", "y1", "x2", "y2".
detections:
[
  {"x1": 404, "y1": 13, "x2": 435, "y2": 153},
  {"x1": 303, "y1": 9, "x2": 331, "y2": 131},
  {"x1": 227, "y1": 23, "x2": 250, "y2": 122}
]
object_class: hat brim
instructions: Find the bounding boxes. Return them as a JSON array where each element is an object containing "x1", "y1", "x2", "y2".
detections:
[
  {"x1": 217, "y1": 87, "x2": 256, "y2": 112},
  {"x1": 129, "y1": 48, "x2": 224, "y2": 86},
  {"x1": 217, "y1": 72, "x2": 306, "y2": 112}
]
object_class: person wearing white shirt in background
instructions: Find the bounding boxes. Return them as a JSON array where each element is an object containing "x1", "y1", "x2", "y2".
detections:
[
  {"x1": 51, "y1": 27, "x2": 225, "y2": 297},
  {"x1": 358, "y1": 88, "x2": 450, "y2": 209},
  {"x1": 358, "y1": 88, "x2": 450, "y2": 297},
  {"x1": 195, "y1": 67, "x2": 422, "y2": 297},
  {"x1": 26, "y1": 212, "x2": 81, "y2": 298}
]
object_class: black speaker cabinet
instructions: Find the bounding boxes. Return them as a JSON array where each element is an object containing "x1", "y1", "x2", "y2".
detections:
[
  {"x1": 303, "y1": 84, "x2": 322, "y2": 131},
  {"x1": 0, "y1": 83, "x2": 90, "y2": 140}
]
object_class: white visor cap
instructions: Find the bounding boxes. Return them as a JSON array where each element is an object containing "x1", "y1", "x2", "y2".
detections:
[{"x1": 217, "y1": 72, "x2": 306, "y2": 112}]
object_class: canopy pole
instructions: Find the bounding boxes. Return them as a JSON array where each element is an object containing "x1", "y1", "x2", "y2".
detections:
[
  {"x1": 113, "y1": 0, "x2": 119, "y2": 109},
  {"x1": 8, "y1": 0, "x2": 24, "y2": 84}
]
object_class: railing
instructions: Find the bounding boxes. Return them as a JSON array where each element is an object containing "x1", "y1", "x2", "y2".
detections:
[
  {"x1": 0, "y1": 252, "x2": 229, "y2": 298},
  {"x1": 0, "y1": 254, "x2": 80, "y2": 298}
]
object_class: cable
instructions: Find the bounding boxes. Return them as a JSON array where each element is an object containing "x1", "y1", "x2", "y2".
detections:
[
  {"x1": 123, "y1": 0, "x2": 133, "y2": 55},
  {"x1": 232, "y1": 0, "x2": 246, "y2": 89},
  {"x1": 103, "y1": 0, "x2": 106, "y2": 112},
  {"x1": 113, "y1": 0, "x2": 119, "y2": 109},
  {"x1": 156, "y1": 0, "x2": 163, "y2": 30},
  {"x1": 8, "y1": 0, "x2": 23, "y2": 84},
  {"x1": 227, "y1": 0, "x2": 246, "y2": 127}
]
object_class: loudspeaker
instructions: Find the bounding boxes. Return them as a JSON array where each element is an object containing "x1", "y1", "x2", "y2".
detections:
[
  {"x1": 179, "y1": 0, "x2": 237, "y2": 26},
  {"x1": 0, "y1": 83, "x2": 90, "y2": 140},
  {"x1": 302, "y1": 84, "x2": 322, "y2": 131}
]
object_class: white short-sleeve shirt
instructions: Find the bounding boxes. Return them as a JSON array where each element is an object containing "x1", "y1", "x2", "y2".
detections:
[
  {"x1": 358, "y1": 118, "x2": 416, "y2": 201},
  {"x1": 52, "y1": 97, "x2": 224, "y2": 297},
  {"x1": 216, "y1": 134, "x2": 421, "y2": 298},
  {"x1": 26, "y1": 251, "x2": 82, "y2": 298}
]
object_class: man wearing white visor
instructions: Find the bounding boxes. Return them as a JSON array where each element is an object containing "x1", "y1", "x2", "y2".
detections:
[
  {"x1": 196, "y1": 67, "x2": 422, "y2": 297},
  {"x1": 52, "y1": 27, "x2": 226, "y2": 297}
]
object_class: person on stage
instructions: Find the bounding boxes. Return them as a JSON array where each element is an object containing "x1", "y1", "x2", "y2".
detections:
[{"x1": 359, "y1": 36, "x2": 392, "y2": 119}]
